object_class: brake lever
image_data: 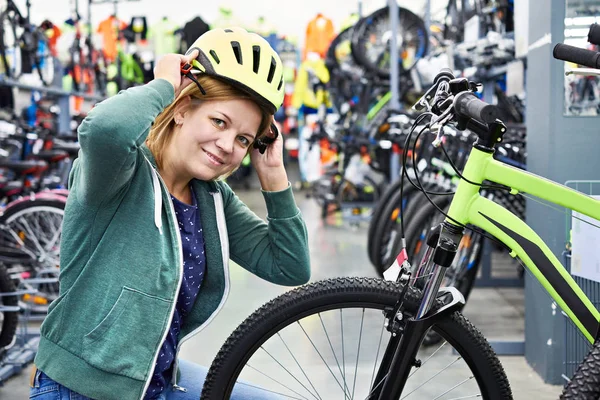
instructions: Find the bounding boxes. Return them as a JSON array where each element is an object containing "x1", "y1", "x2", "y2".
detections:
[
  {"x1": 253, "y1": 122, "x2": 279, "y2": 154},
  {"x1": 430, "y1": 107, "x2": 454, "y2": 148}
]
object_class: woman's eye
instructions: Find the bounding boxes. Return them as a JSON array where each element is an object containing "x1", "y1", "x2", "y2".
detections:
[
  {"x1": 212, "y1": 118, "x2": 225, "y2": 128},
  {"x1": 238, "y1": 136, "x2": 250, "y2": 147}
]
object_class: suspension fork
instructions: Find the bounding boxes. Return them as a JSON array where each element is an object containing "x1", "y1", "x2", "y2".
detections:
[{"x1": 369, "y1": 222, "x2": 466, "y2": 400}]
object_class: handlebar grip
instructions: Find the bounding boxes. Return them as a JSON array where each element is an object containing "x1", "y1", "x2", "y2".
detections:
[
  {"x1": 553, "y1": 43, "x2": 600, "y2": 68},
  {"x1": 433, "y1": 68, "x2": 455, "y2": 84},
  {"x1": 589, "y1": 23, "x2": 600, "y2": 46},
  {"x1": 454, "y1": 92, "x2": 498, "y2": 124}
]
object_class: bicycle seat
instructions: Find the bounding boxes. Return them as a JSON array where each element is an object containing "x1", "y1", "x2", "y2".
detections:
[
  {"x1": 0, "y1": 159, "x2": 48, "y2": 175},
  {"x1": 33, "y1": 150, "x2": 70, "y2": 163}
]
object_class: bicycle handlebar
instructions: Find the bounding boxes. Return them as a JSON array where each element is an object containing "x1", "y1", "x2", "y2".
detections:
[
  {"x1": 454, "y1": 92, "x2": 498, "y2": 124},
  {"x1": 553, "y1": 43, "x2": 600, "y2": 69}
]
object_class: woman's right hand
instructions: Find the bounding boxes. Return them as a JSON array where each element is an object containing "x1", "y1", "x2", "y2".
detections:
[{"x1": 153, "y1": 50, "x2": 199, "y2": 97}]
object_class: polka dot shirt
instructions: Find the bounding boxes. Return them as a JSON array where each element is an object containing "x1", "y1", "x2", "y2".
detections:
[{"x1": 145, "y1": 188, "x2": 206, "y2": 399}]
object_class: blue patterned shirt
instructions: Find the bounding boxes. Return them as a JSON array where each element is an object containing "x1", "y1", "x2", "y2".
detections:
[{"x1": 145, "y1": 188, "x2": 206, "y2": 399}]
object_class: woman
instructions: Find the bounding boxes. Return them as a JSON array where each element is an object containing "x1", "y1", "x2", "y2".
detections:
[{"x1": 29, "y1": 27, "x2": 311, "y2": 400}]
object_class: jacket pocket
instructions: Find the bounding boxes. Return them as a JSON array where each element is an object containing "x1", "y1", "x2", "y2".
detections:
[{"x1": 81, "y1": 286, "x2": 172, "y2": 381}]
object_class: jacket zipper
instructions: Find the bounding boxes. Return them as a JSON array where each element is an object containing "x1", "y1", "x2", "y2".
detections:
[
  {"x1": 170, "y1": 191, "x2": 231, "y2": 388},
  {"x1": 140, "y1": 162, "x2": 184, "y2": 400}
]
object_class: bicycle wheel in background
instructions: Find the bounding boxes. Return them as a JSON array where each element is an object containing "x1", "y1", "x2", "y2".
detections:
[
  {"x1": 33, "y1": 28, "x2": 55, "y2": 86},
  {"x1": 404, "y1": 196, "x2": 481, "y2": 297},
  {"x1": 200, "y1": 278, "x2": 512, "y2": 399},
  {"x1": 350, "y1": 6, "x2": 428, "y2": 79},
  {"x1": 368, "y1": 182, "x2": 420, "y2": 274},
  {"x1": 325, "y1": 25, "x2": 358, "y2": 74},
  {"x1": 0, "y1": 10, "x2": 21, "y2": 80},
  {"x1": 0, "y1": 264, "x2": 18, "y2": 352},
  {"x1": 0, "y1": 197, "x2": 65, "y2": 309}
]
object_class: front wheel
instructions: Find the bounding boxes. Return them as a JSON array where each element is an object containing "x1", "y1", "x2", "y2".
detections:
[
  {"x1": 201, "y1": 277, "x2": 512, "y2": 399},
  {"x1": 561, "y1": 339, "x2": 600, "y2": 400}
]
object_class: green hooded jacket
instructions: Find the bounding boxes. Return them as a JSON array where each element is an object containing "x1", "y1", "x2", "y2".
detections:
[{"x1": 33, "y1": 79, "x2": 311, "y2": 400}]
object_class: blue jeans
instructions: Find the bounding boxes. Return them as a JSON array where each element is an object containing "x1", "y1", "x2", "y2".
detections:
[{"x1": 30, "y1": 360, "x2": 283, "y2": 399}]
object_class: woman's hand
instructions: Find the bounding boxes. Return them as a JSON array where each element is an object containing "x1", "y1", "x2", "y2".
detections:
[
  {"x1": 251, "y1": 121, "x2": 289, "y2": 192},
  {"x1": 153, "y1": 50, "x2": 199, "y2": 97}
]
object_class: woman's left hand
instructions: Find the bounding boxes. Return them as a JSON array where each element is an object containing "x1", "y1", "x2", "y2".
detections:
[{"x1": 251, "y1": 122, "x2": 289, "y2": 192}]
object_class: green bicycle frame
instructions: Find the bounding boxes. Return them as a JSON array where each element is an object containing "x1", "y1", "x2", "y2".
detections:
[
  {"x1": 446, "y1": 147, "x2": 600, "y2": 343},
  {"x1": 367, "y1": 91, "x2": 392, "y2": 121}
]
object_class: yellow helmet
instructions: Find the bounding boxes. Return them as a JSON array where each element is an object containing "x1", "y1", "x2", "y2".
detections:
[{"x1": 186, "y1": 27, "x2": 285, "y2": 114}]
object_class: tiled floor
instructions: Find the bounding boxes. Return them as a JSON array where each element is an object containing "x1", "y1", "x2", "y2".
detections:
[{"x1": 0, "y1": 170, "x2": 563, "y2": 399}]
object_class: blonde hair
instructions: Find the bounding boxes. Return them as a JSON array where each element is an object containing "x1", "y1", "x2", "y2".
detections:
[{"x1": 146, "y1": 75, "x2": 273, "y2": 170}]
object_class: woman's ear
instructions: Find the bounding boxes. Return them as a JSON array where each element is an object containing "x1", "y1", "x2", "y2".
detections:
[{"x1": 173, "y1": 96, "x2": 192, "y2": 125}]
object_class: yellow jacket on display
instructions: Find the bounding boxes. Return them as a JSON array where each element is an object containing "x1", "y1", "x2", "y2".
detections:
[{"x1": 292, "y1": 57, "x2": 332, "y2": 110}]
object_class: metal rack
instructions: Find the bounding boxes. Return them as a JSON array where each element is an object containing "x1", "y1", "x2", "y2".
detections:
[
  {"x1": 0, "y1": 58, "x2": 104, "y2": 135},
  {"x1": 561, "y1": 180, "x2": 600, "y2": 382},
  {"x1": 0, "y1": 276, "x2": 57, "y2": 384}
]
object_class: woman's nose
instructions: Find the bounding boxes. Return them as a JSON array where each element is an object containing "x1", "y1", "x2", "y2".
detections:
[{"x1": 215, "y1": 132, "x2": 235, "y2": 153}]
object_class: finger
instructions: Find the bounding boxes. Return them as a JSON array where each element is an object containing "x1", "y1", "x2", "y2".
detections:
[{"x1": 183, "y1": 49, "x2": 199, "y2": 64}]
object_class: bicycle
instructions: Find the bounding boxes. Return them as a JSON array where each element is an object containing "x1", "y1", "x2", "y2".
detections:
[
  {"x1": 0, "y1": 0, "x2": 55, "y2": 86},
  {"x1": 197, "y1": 51, "x2": 600, "y2": 400}
]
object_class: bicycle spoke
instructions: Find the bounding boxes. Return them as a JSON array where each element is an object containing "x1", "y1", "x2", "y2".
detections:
[
  {"x1": 401, "y1": 356, "x2": 463, "y2": 399},
  {"x1": 369, "y1": 315, "x2": 387, "y2": 390},
  {"x1": 245, "y1": 363, "x2": 311, "y2": 400},
  {"x1": 444, "y1": 394, "x2": 482, "y2": 400},
  {"x1": 17, "y1": 217, "x2": 45, "y2": 255},
  {"x1": 408, "y1": 340, "x2": 448, "y2": 378},
  {"x1": 341, "y1": 308, "x2": 346, "y2": 395},
  {"x1": 432, "y1": 376, "x2": 475, "y2": 400},
  {"x1": 363, "y1": 372, "x2": 389, "y2": 400},
  {"x1": 318, "y1": 313, "x2": 351, "y2": 399},
  {"x1": 351, "y1": 309, "x2": 365, "y2": 399},
  {"x1": 258, "y1": 346, "x2": 320, "y2": 400},
  {"x1": 275, "y1": 332, "x2": 322, "y2": 400},
  {"x1": 297, "y1": 320, "x2": 349, "y2": 394},
  {"x1": 43, "y1": 213, "x2": 62, "y2": 253}
]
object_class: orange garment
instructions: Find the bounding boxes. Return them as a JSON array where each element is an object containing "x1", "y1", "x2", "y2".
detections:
[
  {"x1": 303, "y1": 13, "x2": 335, "y2": 59},
  {"x1": 40, "y1": 21, "x2": 61, "y2": 57},
  {"x1": 97, "y1": 16, "x2": 127, "y2": 62}
]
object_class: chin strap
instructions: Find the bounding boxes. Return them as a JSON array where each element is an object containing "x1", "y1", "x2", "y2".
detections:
[
  {"x1": 253, "y1": 122, "x2": 279, "y2": 154},
  {"x1": 180, "y1": 63, "x2": 206, "y2": 95}
]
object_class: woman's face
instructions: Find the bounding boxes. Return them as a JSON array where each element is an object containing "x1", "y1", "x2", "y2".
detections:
[{"x1": 169, "y1": 98, "x2": 262, "y2": 181}]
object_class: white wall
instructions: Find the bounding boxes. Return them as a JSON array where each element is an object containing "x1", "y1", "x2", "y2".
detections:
[{"x1": 12, "y1": 0, "x2": 448, "y2": 47}]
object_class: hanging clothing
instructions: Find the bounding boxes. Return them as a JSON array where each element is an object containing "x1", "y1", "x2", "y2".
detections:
[
  {"x1": 148, "y1": 17, "x2": 180, "y2": 57},
  {"x1": 97, "y1": 15, "x2": 127, "y2": 62},
  {"x1": 250, "y1": 16, "x2": 278, "y2": 49},
  {"x1": 178, "y1": 16, "x2": 210, "y2": 53},
  {"x1": 292, "y1": 57, "x2": 332, "y2": 110},
  {"x1": 123, "y1": 16, "x2": 148, "y2": 43},
  {"x1": 211, "y1": 7, "x2": 244, "y2": 30},
  {"x1": 40, "y1": 20, "x2": 62, "y2": 57},
  {"x1": 303, "y1": 13, "x2": 335, "y2": 60}
]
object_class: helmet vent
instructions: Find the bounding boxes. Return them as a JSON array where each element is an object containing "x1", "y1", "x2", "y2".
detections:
[
  {"x1": 277, "y1": 76, "x2": 283, "y2": 91},
  {"x1": 224, "y1": 29, "x2": 234, "y2": 33},
  {"x1": 209, "y1": 50, "x2": 221, "y2": 64},
  {"x1": 252, "y1": 46, "x2": 261, "y2": 73},
  {"x1": 230, "y1": 41, "x2": 243, "y2": 65},
  {"x1": 267, "y1": 56, "x2": 277, "y2": 83}
]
